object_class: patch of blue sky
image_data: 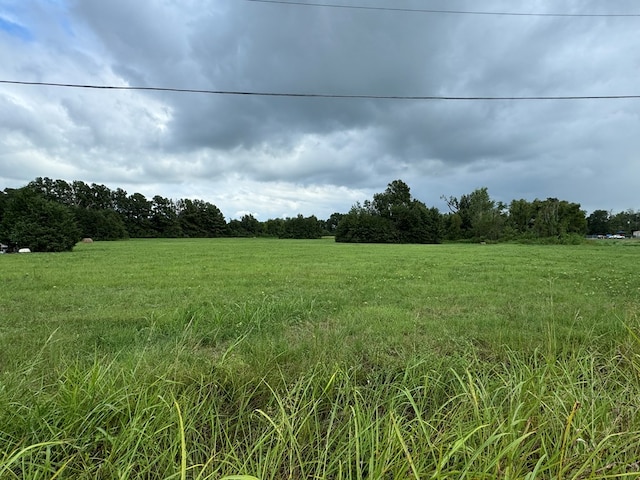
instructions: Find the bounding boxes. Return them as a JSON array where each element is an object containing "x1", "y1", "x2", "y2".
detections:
[
  {"x1": 40, "y1": 0, "x2": 75, "y2": 36},
  {"x1": 59, "y1": 16, "x2": 75, "y2": 38},
  {"x1": 0, "y1": 15, "x2": 33, "y2": 41}
]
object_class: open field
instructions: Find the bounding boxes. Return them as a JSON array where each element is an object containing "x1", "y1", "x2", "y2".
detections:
[{"x1": 1, "y1": 238, "x2": 640, "y2": 478}]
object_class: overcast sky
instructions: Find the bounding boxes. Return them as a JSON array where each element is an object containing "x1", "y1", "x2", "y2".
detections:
[{"x1": 1, "y1": 0, "x2": 639, "y2": 220}]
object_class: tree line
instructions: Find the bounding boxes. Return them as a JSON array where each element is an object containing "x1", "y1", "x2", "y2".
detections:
[
  {"x1": 0, "y1": 177, "x2": 635, "y2": 252},
  {"x1": 335, "y1": 181, "x2": 590, "y2": 245},
  {"x1": 585, "y1": 209, "x2": 640, "y2": 238},
  {"x1": 0, "y1": 177, "x2": 324, "y2": 251}
]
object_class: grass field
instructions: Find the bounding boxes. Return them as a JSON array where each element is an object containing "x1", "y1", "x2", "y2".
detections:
[{"x1": 1, "y1": 238, "x2": 640, "y2": 479}]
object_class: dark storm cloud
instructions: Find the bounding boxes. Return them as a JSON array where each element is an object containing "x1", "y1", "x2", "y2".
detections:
[
  {"x1": 2, "y1": 0, "x2": 640, "y2": 218},
  {"x1": 73, "y1": 0, "x2": 458, "y2": 152}
]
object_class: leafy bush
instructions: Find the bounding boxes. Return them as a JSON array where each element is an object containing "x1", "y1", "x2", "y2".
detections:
[
  {"x1": 0, "y1": 188, "x2": 80, "y2": 252},
  {"x1": 336, "y1": 180, "x2": 442, "y2": 244}
]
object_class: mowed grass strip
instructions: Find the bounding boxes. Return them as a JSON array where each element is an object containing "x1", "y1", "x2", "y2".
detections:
[{"x1": 1, "y1": 238, "x2": 640, "y2": 478}]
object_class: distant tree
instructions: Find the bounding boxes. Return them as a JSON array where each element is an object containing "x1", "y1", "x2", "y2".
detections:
[
  {"x1": 630, "y1": 210, "x2": 640, "y2": 234},
  {"x1": 506, "y1": 199, "x2": 535, "y2": 237},
  {"x1": 226, "y1": 219, "x2": 244, "y2": 237},
  {"x1": 559, "y1": 200, "x2": 588, "y2": 236},
  {"x1": 443, "y1": 187, "x2": 504, "y2": 241},
  {"x1": 629, "y1": 210, "x2": 640, "y2": 234},
  {"x1": 530, "y1": 198, "x2": 586, "y2": 238},
  {"x1": 443, "y1": 189, "x2": 588, "y2": 242},
  {"x1": 442, "y1": 194, "x2": 472, "y2": 237},
  {"x1": 0, "y1": 188, "x2": 80, "y2": 252},
  {"x1": 280, "y1": 214, "x2": 323, "y2": 239},
  {"x1": 240, "y1": 214, "x2": 262, "y2": 236},
  {"x1": 407, "y1": 203, "x2": 443, "y2": 244},
  {"x1": 336, "y1": 180, "x2": 441, "y2": 244},
  {"x1": 587, "y1": 210, "x2": 611, "y2": 236},
  {"x1": 263, "y1": 218, "x2": 285, "y2": 238},
  {"x1": 70, "y1": 180, "x2": 94, "y2": 208},
  {"x1": 118, "y1": 192, "x2": 154, "y2": 237},
  {"x1": 177, "y1": 199, "x2": 227, "y2": 237},
  {"x1": 24, "y1": 178, "x2": 122, "y2": 241},
  {"x1": 325, "y1": 212, "x2": 344, "y2": 235},
  {"x1": 531, "y1": 198, "x2": 559, "y2": 237},
  {"x1": 151, "y1": 195, "x2": 182, "y2": 237},
  {"x1": 443, "y1": 213, "x2": 463, "y2": 241},
  {"x1": 373, "y1": 179, "x2": 412, "y2": 218},
  {"x1": 89, "y1": 183, "x2": 115, "y2": 210},
  {"x1": 111, "y1": 188, "x2": 129, "y2": 214},
  {"x1": 26, "y1": 177, "x2": 56, "y2": 200},
  {"x1": 335, "y1": 204, "x2": 395, "y2": 243},
  {"x1": 227, "y1": 213, "x2": 262, "y2": 237},
  {"x1": 227, "y1": 214, "x2": 262, "y2": 237},
  {"x1": 27, "y1": 177, "x2": 80, "y2": 207},
  {"x1": 52, "y1": 179, "x2": 75, "y2": 206},
  {"x1": 608, "y1": 209, "x2": 639, "y2": 235},
  {"x1": 0, "y1": 189, "x2": 8, "y2": 222},
  {"x1": 73, "y1": 207, "x2": 128, "y2": 240}
]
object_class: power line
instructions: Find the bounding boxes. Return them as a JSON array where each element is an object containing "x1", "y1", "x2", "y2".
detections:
[
  {"x1": 243, "y1": 0, "x2": 640, "y2": 18},
  {"x1": 1, "y1": 80, "x2": 639, "y2": 101}
]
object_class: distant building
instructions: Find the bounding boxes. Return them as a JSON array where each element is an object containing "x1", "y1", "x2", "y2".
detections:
[{"x1": 633, "y1": 231, "x2": 640, "y2": 238}]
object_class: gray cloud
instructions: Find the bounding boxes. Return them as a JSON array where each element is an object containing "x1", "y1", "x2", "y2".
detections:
[{"x1": 2, "y1": 0, "x2": 640, "y2": 219}]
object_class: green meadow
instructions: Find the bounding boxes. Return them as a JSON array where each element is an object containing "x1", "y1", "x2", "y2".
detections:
[{"x1": 1, "y1": 238, "x2": 640, "y2": 479}]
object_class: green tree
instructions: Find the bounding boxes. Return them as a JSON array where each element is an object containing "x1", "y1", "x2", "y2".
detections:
[
  {"x1": 52, "y1": 179, "x2": 75, "y2": 206},
  {"x1": 226, "y1": 219, "x2": 244, "y2": 237},
  {"x1": 89, "y1": 183, "x2": 115, "y2": 210},
  {"x1": 151, "y1": 195, "x2": 182, "y2": 237},
  {"x1": 587, "y1": 210, "x2": 611, "y2": 236},
  {"x1": 507, "y1": 199, "x2": 535, "y2": 236},
  {"x1": 336, "y1": 180, "x2": 441, "y2": 244},
  {"x1": 335, "y1": 204, "x2": 395, "y2": 243},
  {"x1": 26, "y1": 177, "x2": 56, "y2": 200},
  {"x1": 280, "y1": 214, "x2": 323, "y2": 239},
  {"x1": 0, "y1": 188, "x2": 80, "y2": 252},
  {"x1": 530, "y1": 198, "x2": 586, "y2": 238},
  {"x1": 325, "y1": 212, "x2": 344, "y2": 235},
  {"x1": 263, "y1": 218, "x2": 285, "y2": 238},
  {"x1": 177, "y1": 199, "x2": 227, "y2": 237},
  {"x1": 227, "y1": 215, "x2": 262, "y2": 237},
  {"x1": 111, "y1": 188, "x2": 129, "y2": 214},
  {"x1": 240, "y1": 214, "x2": 262, "y2": 236},
  {"x1": 0, "y1": 189, "x2": 8, "y2": 223},
  {"x1": 118, "y1": 192, "x2": 154, "y2": 237},
  {"x1": 442, "y1": 213, "x2": 462, "y2": 241},
  {"x1": 443, "y1": 187, "x2": 504, "y2": 241},
  {"x1": 373, "y1": 179, "x2": 412, "y2": 219},
  {"x1": 70, "y1": 180, "x2": 94, "y2": 208},
  {"x1": 609, "y1": 209, "x2": 639, "y2": 235},
  {"x1": 410, "y1": 204, "x2": 443, "y2": 244},
  {"x1": 559, "y1": 200, "x2": 587, "y2": 236},
  {"x1": 73, "y1": 207, "x2": 128, "y2": 240}
]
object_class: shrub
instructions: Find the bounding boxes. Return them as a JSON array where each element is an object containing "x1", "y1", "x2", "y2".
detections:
[{"x1": 0, "y1": 188, "x2": 80, "y2": 252}]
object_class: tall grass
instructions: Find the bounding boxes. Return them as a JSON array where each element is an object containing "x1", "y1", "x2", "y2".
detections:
[
  {"x1": 3, "y1": 322, "x2": 640, "y2": 478},
  {"x1": 2, "y1": 239, "x2": 640, "y2": 478}
]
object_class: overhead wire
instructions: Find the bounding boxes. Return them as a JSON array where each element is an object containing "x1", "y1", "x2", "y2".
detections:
[
  {"x1": 1, "y1": 80, "x2": 639, "y2": 101},
  {"x1": 243, "y1": 0, "x2": 640, "y2": 18},
  {"x1": 3, "y1": 2, "x2": 640, "y2": 101}
]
